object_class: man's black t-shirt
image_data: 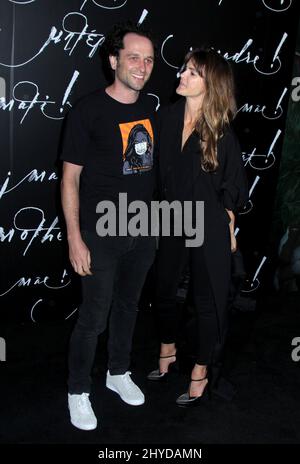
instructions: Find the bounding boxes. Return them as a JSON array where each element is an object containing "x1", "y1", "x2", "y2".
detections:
[{"x1": 61, "y1": 89, "x2": 156, "y2": 232}]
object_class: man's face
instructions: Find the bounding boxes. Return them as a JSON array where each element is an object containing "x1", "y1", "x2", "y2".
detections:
[{"x1": 110, "y1": 33, "x2": 154, "y2": 92}]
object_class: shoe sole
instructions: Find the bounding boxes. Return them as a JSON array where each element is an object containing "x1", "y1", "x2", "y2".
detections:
[
  {"x1": 147, "y1": 371, "x2": 167, "y2": 381},
  {"x1": 70, "y1": 418, "x2": 97, "y2": 431},
  {"x1": 68, "y1": 405, "x2": 97, "y2": 431},
  {"x1": 147, "y1": 362, "x2": 179, "y2": 381},
  {"x1": 106, "y1": 382, "x2": 145, "y2": 406}
]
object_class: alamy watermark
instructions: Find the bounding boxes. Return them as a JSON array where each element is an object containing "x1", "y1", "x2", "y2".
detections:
[
  {"x1": 96, "y1": 193, "x2": 204, "y2": 247},
  {"x1": 291, "y1": 337, "x2": 300, "y2": 362},
  {"x1": 291, "y1": 76, "x2": 300, "y2": 102},
  {"x1": 0, "y1": 337, "x2": 6, "y2": 362},
  {"x1": 0, "y1": 77, "x2": 5, "y2": 100}
]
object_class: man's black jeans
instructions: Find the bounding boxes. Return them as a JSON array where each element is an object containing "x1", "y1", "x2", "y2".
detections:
[{"x1": 68, "y1": 231, "x2": 156, "y2": 394}]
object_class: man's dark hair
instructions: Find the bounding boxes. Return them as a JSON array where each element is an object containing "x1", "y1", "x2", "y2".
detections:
[{"x1": 104, "y1": 20, "x2": 157, "y2": 58}]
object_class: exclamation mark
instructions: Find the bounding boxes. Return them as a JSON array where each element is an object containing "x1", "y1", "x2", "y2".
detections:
[
  {"x1": 249, "y1": 176, "x2": 260, "y2": 197},
  {"x1": 65, "y1": 307, "x2": 78, "y2": 320},
  {"x1": 60, "y1": 70, "x2": 80, "y2": 113},
  {"x1": 80, "y1": 0, "x2": 88, "y2": 11},
  {"x1": 240, "y1": 176, "x2": 260, "y2": 215},
  {"x1": 275, "y1": 87, "x2": 287, "y2": 114},
  {"x1": 0, "y1": 171, "x2": 11, "y2": 199},
  {"x1": 251, "y1": 256, "x2": 267, "y2": 288},
  {"x1": 61, "y1": 269, "x2": 68, "y2": 284},
  {"x1": 137, "y1": 9, "x2": 148, "y2": 26},
  {"x1": 270, "y1": 32, "x2": 288, "y2": 69},
  {"x1": 266, "y1": 129, "x2": 281, "y2": 162}
]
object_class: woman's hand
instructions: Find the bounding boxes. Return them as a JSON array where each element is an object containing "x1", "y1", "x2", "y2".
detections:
[
  {"x1": 225, "y1": 208, "x2": 237, "y2": 252},
  {"x1": 230, "y1": 232, "x2": 237, "y2": 253}
]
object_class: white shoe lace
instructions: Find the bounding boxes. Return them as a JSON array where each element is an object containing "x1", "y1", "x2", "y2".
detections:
[
  {"x1": 77, "y1": 393, "x2": 93, "y2": 414},
  {"x1": 122, "y1": 371, "x2": 138, "y2": 392}
]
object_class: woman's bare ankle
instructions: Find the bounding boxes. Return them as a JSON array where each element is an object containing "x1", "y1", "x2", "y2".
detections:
[
  {"x1": 160, "y1": 343, "x2": 176, "y2": 357},
  {"x1": 158, "y1": 343, "x2": 176, "y2": 373},
  {"x1": 191, "y1": 364, "x2": 207, "y2": 379}
]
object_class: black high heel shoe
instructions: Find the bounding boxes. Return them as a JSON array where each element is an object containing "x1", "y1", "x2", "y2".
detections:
[
  {"x1": 147, "y1": 354, "x2": 178, "y2": 381},
  {"x1": 176, "y1": 376, "x2": 210, "y2": 407}
]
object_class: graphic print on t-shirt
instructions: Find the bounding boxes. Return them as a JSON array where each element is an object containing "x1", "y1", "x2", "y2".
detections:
[{"x1": 119, "y1": 119, "x2": 154, "y2": 175}]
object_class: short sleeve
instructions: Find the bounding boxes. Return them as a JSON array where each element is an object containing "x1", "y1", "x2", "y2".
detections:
[
  {"x1": 60, "y1": 103, "x2": 90, "y2": 166},
  {"x1": 219, "y1": 129, "x2": 248, "y2": 213}
]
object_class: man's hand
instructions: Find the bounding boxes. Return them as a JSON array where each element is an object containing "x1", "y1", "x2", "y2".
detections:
[
  {"x1": 68, "y1": 236, "x2": 92, "y2": 276},
  {"x1": 61, "y1": 162, "x2": 91, "y2": 276}
]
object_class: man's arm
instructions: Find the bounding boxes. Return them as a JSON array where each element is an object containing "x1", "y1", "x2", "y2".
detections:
[{"x1": 61, "y1": 161, "x2": 92, "y2": 276}]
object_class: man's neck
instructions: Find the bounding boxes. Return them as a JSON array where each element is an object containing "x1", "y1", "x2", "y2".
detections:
[{"x1": 105, "y1": 82, "x2": 139, "y2": 104}]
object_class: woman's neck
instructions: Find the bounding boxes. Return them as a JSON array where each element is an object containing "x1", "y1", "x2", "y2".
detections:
[{"x1": 184, "y1": 96, "x2": 203, "y2": 125}]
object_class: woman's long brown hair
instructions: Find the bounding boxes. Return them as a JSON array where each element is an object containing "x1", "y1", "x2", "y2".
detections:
[{"x1": 182, "y1": 48, "x2": 237, "y2": 171}]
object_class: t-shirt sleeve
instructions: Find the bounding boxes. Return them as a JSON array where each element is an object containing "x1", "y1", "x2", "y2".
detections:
[
  {"x1": 220, "y1": 129, "x2": 249, "y2": 213},
  {"x1": 60, "y1": 103, "x2": 90, "y2": 166}
]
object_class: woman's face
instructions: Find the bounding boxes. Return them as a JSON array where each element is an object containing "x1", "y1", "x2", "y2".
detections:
[
  {"x1": 134, "y1": 131, "x2": 148, "y2": 156},
  {"x1": 176, "y1": 59, "x2": 206, "y2": 98}
]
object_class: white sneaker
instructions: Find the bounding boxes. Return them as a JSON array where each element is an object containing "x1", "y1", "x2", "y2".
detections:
[
  {"x1": 68, "y1": 393, "x2": 97, "y2": 430},
  {"x1": 106, "y1": 371, "x2": 145, "y2": 406}
]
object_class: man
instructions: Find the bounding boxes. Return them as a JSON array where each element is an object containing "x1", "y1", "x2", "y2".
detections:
[{"x1": 60, "y1": 21, "x2": 156, "y2": 431}]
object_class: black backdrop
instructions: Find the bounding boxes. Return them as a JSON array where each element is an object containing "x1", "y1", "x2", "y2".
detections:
[{"x1": 0, "y1": 0, "x2": 299, "y2": 323}]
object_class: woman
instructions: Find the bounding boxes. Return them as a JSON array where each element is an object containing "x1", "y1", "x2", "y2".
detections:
[
  {"x1": 148, "y1": 48, "x2": 248, "y2": 406},
  {"x1": 123, "y1": 123, "x2": 153, "y2": 175}
]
